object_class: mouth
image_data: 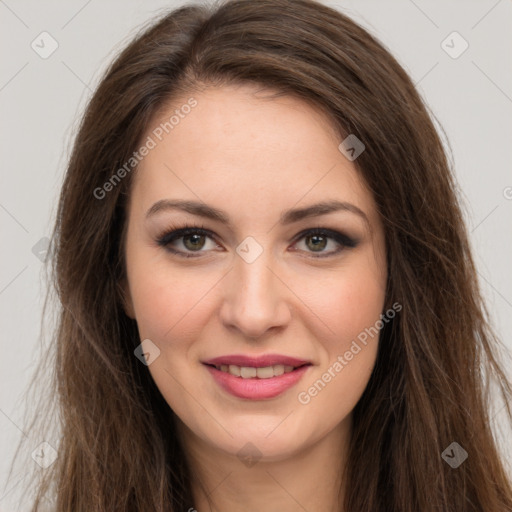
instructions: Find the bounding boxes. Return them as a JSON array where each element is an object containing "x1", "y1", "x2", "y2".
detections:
[
  {"x1": 201, "y1": 354, "x2": 313, "y2": 400},
  {"x1": 203, "y1": 362, "x2": 311, "y2": 379}
]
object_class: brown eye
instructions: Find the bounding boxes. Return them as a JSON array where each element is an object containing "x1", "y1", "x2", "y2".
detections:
[
  {"x1": 157, "y1": 226, "x2": 220, "y2": 258},
  {"x1": 292, "y1": 228, "x2": 358, "y2": 258},
  {"x1": 182, "y1": 233, "x2": 207, "y2": 251},
  {"x1": 305, "y1": 234, "x2": 328, "y2": 252}
]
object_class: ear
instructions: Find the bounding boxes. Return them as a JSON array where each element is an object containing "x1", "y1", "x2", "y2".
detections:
[{"x1": 118, "y1": 277, "x2": 136, "y2": 319}]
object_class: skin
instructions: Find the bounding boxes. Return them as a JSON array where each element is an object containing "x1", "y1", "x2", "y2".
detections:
[{"x1": 122, "y1": 83, "x2": 387, "y2": 512}]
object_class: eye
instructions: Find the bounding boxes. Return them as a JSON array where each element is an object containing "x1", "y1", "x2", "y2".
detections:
[
  {"x1": 156, "y1": 224, "x2": 219, "y2": 258},
  {"x1": 156, "y1": 224, "x2": 358, "y2": 259},
  {"x1": 291, "y1": 227, "x2": 358, "y2": 258}
]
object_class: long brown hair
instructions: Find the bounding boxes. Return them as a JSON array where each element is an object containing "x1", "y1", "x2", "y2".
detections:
[{"x1": 9, "y1": 0, "x2": 512, "y2": 510}]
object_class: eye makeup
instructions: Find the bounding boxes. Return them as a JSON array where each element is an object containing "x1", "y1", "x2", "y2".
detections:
[{"x1": 154, "y1": 222, "x2": 360, "y2": 259}]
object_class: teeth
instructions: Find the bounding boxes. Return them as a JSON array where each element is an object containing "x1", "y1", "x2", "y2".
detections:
[
  {"x1": 215, "y1": 363, "x2": 299, "y2": 378},
  {"x1": 256, "y1": 366, "x2": 274, "y2": 379},
  {"x1": 228, "y1": 364, "x2": 240, "y2": 376},
  {"x1": 240, "y1": 366, "x2": 257, "y2": 378}
]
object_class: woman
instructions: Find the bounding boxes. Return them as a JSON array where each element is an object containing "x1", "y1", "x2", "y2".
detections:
[{"x1": 14, "y1": 0, "x2": 512, "y2": 510}]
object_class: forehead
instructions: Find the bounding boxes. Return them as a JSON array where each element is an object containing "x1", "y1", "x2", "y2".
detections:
[{"x1": 130, "y1": 84, "x2": 376, "y2": 225}]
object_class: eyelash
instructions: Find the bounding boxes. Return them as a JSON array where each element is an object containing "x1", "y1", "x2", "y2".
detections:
[{"x1": 155, "y1": 223, "x2": 359, "y2": 259}]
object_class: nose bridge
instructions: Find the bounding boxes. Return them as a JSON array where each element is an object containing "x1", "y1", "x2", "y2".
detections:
[
  {"x1": 237, "y1": 250, "x2": 274, "y2": 303},
  {"x1": 220, "y1": 238, "x2": 290, "y2": 337}
]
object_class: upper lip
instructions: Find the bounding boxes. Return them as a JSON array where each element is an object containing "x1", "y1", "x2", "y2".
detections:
[{"x1": 203, "y1": 354, "x2": 311, "y2": 368}]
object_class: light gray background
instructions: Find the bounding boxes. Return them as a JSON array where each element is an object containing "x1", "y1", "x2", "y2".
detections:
[{"x1": 1, "y1": 0, "x2": 511, "y2": 510}]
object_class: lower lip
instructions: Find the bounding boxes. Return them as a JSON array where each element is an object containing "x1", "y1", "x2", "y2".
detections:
[{"x1": 204, "y1": 364, "x2": 311, "y2": 400}]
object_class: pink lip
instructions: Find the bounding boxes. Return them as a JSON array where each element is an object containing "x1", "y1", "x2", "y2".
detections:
[
  {"x1": 203, "y1": 361, "x2": 312, "y2": 400},
  {"x1": 203, "y1": 354, "x2": 310, "y2": 367}
]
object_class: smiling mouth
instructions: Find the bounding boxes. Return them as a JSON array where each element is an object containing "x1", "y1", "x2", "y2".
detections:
[{"x1": 204, "y1": 362, "x2": 311, "y2": 379}]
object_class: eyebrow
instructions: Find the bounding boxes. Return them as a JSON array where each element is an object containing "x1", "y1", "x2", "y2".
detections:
[{"x1": 145, "y1": 199, "x2": 369, "y2": 227}]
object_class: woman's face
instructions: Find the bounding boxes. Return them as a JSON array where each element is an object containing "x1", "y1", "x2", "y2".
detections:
[{"x1": 123, "y1": 84, "x2": 387, "y2": 461}]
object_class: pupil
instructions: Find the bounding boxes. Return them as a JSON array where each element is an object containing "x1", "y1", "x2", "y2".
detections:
[
  {"x1": 307, "y1": 235, "x2": 326, "y2": 251},
  {"x1": 184, "y1": 234, "x2": 204, "y2": 250}
]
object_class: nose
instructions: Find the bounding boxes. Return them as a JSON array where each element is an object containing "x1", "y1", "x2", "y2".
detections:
[{"x1": 219, "y1": 248, "x2": 292, "y2": 340}]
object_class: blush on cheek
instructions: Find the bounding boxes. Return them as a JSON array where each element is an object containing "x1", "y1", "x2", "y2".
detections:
[
  {"x1": 322, "y1": 279, "x2": 385, "y2": 339},
  {"x1": 132, "y1": 273, "x2": 216, "y2": 345}
]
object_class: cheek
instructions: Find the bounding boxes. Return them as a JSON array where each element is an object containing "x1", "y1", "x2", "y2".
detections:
[
  {"x1": 129, "y1": 275, "x2": 176, "y2": 341},
  {"x1": 299, "y1": 255, "x2": 385, "y2": 399},
  {"x1": 127, "y1": 251, "x2": 221, "y2": 343},
  {"x1": 312, "y1": 259, "x2": 386, "y2": 344},
  {"x1": 294, "y1": 275, "x2": 384, "y2": 428}
]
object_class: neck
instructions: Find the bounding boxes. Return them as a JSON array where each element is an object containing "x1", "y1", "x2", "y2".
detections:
[{"x1": 177, "y1": 416, "x2": 351, "y2": 512}]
